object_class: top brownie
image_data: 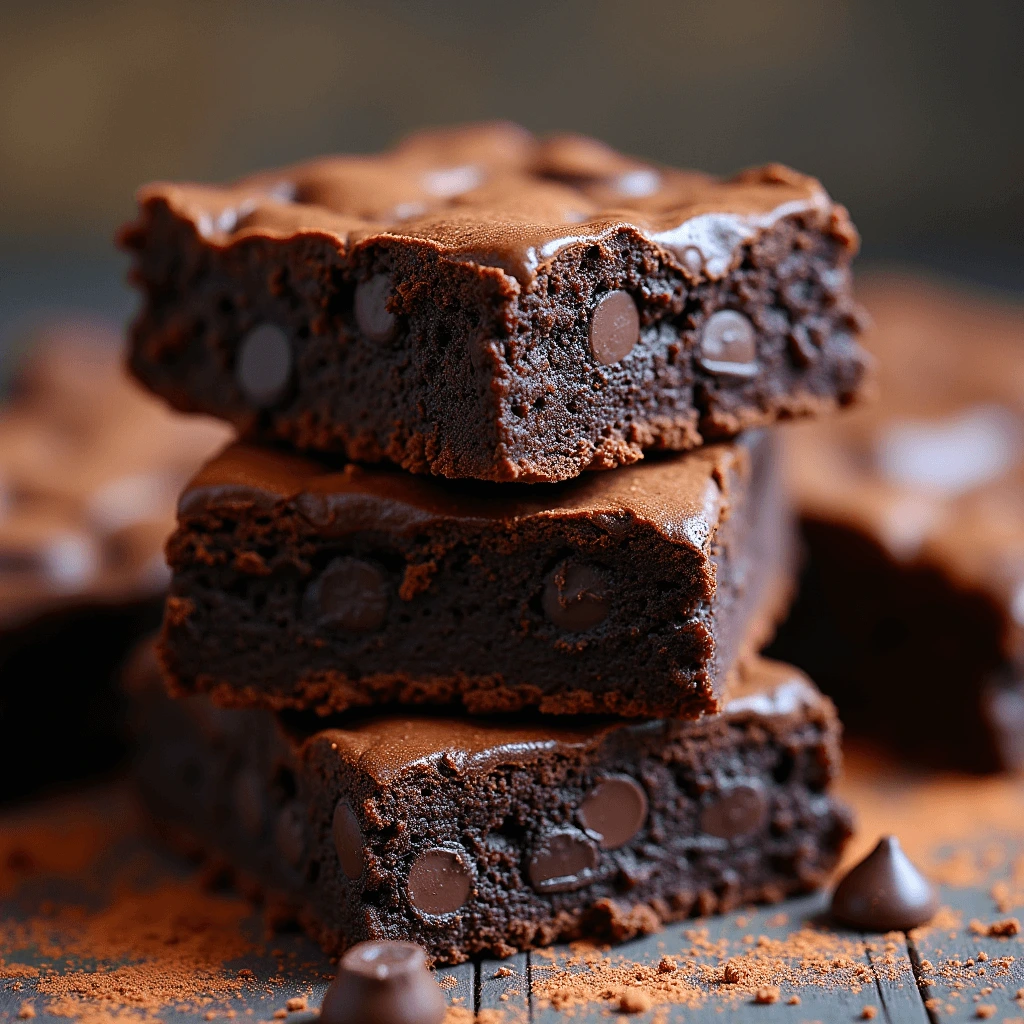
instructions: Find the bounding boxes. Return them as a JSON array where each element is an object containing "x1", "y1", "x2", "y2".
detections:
[{"x1": 122, "y1": 122, "x2": 871, "y2": 482}]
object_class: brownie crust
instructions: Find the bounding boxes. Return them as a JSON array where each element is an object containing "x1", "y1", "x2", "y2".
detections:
[
  {"x1": 122, "y1": 123, "x2": 870, "y2": 483},
  {"x1": 159, "y1": 431, "x2": 793, "y2": 719},
  {"x1": 129, "y1": 649, "x2": 852, "y2": 964}
]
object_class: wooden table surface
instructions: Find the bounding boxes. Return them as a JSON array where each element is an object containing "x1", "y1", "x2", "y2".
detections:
[{"x1": 3, "y1": 747, "x2": 1024, "y2": 1024}]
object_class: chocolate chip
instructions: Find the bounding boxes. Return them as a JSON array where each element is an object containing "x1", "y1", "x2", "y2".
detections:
[
  {"x1": 698, "y1": 310, "x2": 758, "y2": 378},
  {"x1": 407, "y1": 847, "x2": 473, "y2": 916},
  {"x1": 831, "y1": 836, "x2": 938, "y2": 931},
  {"x1": 699, "y1": 780, "x2": 768, "y2": 840},
  {"x1": 233, "y1": 768, "x2": 265, "y2": 836},
  {"x1": 319, "y1": 940, "x2": 447, "y2": 1024},
  {"x1": 236, "y1": 324, "x2": 293, "y2": 406},
  {"x1": 542, "y1": 563, "x2": 608, "y2": 631},
  {"x1": 578, "y1": 775, "x2": 649, "y2": 850},
  {"x1": 310, "y1": 558, "x2": 388, "y2": 632},
  {"x1": 275, "y1": 803, "x2": 305, "y2": 867},
  {"x1": 333, "y1": 800, "x2": 364, "y2": 880},
  {"x1": 355, "y1": 274, "x2": 397, "y2": 343},
  {"x1": 589, "y1": 290, "x2": 639, "y2": 364},
  {"x1": 528, "y1": 829, "x2": 599, "y2": 893}
]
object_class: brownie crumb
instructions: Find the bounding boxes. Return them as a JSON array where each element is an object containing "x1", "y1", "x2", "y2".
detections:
[
  {"x1": 970, "y1": 917, "x2": 1021, "y2": 937},
  {"x1": 285, "y1": 997, "x2": 307, "y2": 1011},
  {"x1": 787, "y1": 994, "x2": 801, "y2": 1005},
  {"x1": 619, "y1": 988, "x2": 654, "y2": 1013},
  {"x1": 754, "y1": 986, "x2": 780, "y2": 1004},
  {"x1": 17, "y1": 1004, "x2": 35, "y2": 1020},
  {"x1": 861, "y1": 1006, "x2": 878, "y2": 1019},
  {"x1": 492, "y1": 966, "x2": 515, "y2": 978},
  {"x1": 975, "y1": 1005, "x2": 996, "y2": 1019}
]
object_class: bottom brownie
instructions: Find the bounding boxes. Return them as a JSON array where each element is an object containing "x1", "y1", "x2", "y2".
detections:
[{"x1": 128, "y1": 647, "x2": 852, "y2": 964}]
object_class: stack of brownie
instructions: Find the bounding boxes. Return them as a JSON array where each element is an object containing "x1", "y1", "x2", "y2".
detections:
[{"x1": 119, "y1": 123, "x2": 872, "y2": 963}]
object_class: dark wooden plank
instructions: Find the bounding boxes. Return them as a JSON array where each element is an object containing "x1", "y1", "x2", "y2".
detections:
[
  {"x1": 435, "y1": 961, "x2": 476, "y2": 1017},
  {"x1": 478, "y1": 951, "x2": 529, "y2": 1021}
]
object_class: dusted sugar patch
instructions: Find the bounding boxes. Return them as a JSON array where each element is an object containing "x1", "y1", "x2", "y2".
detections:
[
  {"x1": 771, "y1": 277, "x2": 1024, "y2": 772},
  {"x1": 121, "y1": 122, "x2": 870, "y2": 483},
  {"x1": 160, "y1": 430, "x2": 793, "y2": 718},
  {"x1": 129, "y1": 649, "x2": 853, "y2": 964}
]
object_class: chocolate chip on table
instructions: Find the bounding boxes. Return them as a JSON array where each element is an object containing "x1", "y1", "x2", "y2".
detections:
[
  {"x1": 355, "y1": 274, "x2": 398, "y2": 343},
  {"x1": 589, "y1": 290, "x2": 640, "y2": 364},
  {"x1": 542, "y1": 563, "x2": 608, "y2": 631},
  {"x1": 698, "y1": 310, "x2": 758, "y2": 377},
  {"x1": 578, "y1": 775, "x2": 649, "y2": 849},
  {"x1": 406, "y1": 847, "x2": 473, "y2": 915},
  {"x1": 236, "y1": 323, "x2": 293, "y2": 406},
  {"x1": 528, "y1": 828, "x2": 600, "y2": 893},
  {"x1": 319, "y1": 940, "x2": 446, "y2": 1024},
  {"x1": 831, "y1": 835, "x2": 938, "y2": 931}
]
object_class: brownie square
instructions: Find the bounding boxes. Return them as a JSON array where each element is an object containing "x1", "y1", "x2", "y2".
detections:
[
  {"x1": 770, "y1": 276, "x2": 1024, "y2": 771},
  {"x1": 159, "y1": 428, "x2": 793, "y2": 719},
  {"x1": 129, "y1": 646, "x2": 852, "y2": 963},
  {"x1": 121, "y1": 122, "x2": 871, "y2": 483}
]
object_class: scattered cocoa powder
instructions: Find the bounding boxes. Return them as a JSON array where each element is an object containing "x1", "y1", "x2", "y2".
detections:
[{"x1": 970, "y1": 917, "x2": 1021, "y2": 937}]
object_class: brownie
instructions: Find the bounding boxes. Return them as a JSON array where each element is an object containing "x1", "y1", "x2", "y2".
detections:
[
  {"x1": 769, "y1": 276, "x2": 1024, "y2": 772},
  {"x1": 0, "y1": 325, "x2": 231, "y2": 800},
  {"x1": 128, "y1": 644, "x2": 852, "y2": 963},
  {"x1": 159, "y1": 426, "x2": 793, "y2": 719},
  {"x1": 121, "y1": 122, "x2": 871, "y2": 483}
]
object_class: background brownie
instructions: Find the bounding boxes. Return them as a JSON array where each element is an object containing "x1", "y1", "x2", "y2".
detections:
[
  {"x1": 770, "y1": 276, "x2": 1024, "y2": 772},
  {"x1": 160, "y1": 430, "x2": 793, "y2": 719},
  {"x1": 129, "y1": 645, "x2": 852, "y2": 964},
  {"x1": 0, "y1": 325, "x2": 230, "y2": 800},
  {"x1": 122, "y1": 122, "x2": 870, "y2": 483}
]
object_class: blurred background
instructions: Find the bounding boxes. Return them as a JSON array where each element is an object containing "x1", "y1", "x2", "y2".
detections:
[{"x1": 1, "y1": 0, "x2": 1022, "y2": 375}]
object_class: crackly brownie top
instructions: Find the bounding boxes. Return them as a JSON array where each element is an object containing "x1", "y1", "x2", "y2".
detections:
[
  {"x1": 178, "y1": 437, "x2": 754, "y2": 554},
  {"x1": 132, "y1": 121, "x2": 857, "y2": 287},
  {"x1": 786, "y1": 276, "x2": 1024, "y2": 655},
  {"x1": 302, "y1": 658, "x2": 823, "y2": 784}
]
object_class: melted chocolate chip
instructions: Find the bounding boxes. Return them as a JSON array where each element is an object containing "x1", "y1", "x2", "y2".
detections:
[
  {"x1": 542, "y1": 563, "x2": 608, "y2": 631},
  {"x1": 528, "y1": 829, "x2": 599, "y2": 893},
  {"x1": 319, "y1": 940, "x2": 446, "y2": 1024},
  {"x1": 699, "y1": 780, "x2": 768, "y2": 840},
  {"x1": 578, "y1": 775, "x2": 649, "y2": 850},
  {"x1": 355, "y1": 274, "x2": 398, "y2": 343},
  {"x1": 698, "y1": 310, "x2": 758, "y2": 377},
  {"x1": 589, "y1": 290, "x2": 639, "y2": 364},
  {"x1": 310, "y1": 558, "x2": 388, "y2": 631},
  {"x1": 233, "y1": 768, "x2": 265, "y2": 836},
  {"x1": 333, "y1": 800, "x2": 364, "y2": 880},
  {"x1": 275, "y1": 803, "x2": 305, "y2": 867},
  {"x1": 236, "y1": 324, "x2": 293, "y2": 406},
  {"x1": 407, "y1": 847, "x2": 473, "y2": 916},
  {"x1": 831, "y1": 835, "x2": 938, "y2": 932}
]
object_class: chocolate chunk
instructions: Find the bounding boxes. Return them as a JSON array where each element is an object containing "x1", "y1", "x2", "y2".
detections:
[
  {"x1": 309, "y1": 557, "x2": 388, "y2": 631},
  {"x1": 589, "y1": 290, "x2": 640, "y2": 365},
  {"x1": 319, "y1": 940, "x2": 446, "y2": 1024},
  {"x1": 275, "y1": 803, "x2": 305, "y2": 867},
  {"x1": 578, "y1": 775, "x2": 649, "y2": 850},
  {"x1": 233, "y1": 768, "x2": 265, "y2": 836},
  {"x1": 407, "y1": 847, "x2": 473, "y2": 915},
  {"x1": 355, "y1": 274, "x2": 398, "y2": 343},
  {"x1": 698, "y1": 310, "x2": 758, "y2": 377},
  {"x1": 236, "y1": 324, "x2": 292, "y2": 406},
  {"x1": 542, "y1": 563, "x2": 608, "y2": 631},
  {"x1": 699, "y1": 780, "x2": 768, "y2": 840},
  {"x1": 528, "y1": 828, "x2": 599, "y2": 893},
  {"x1": 831, "y1": 835, "x2": 938, "y2": 931},
  {"x1": 333, "y1": 800, "x2": 364, "y2": 880}
]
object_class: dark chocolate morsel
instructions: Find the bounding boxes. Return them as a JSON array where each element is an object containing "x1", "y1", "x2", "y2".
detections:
[
  {"x1": 589, "y1": 290, "x2": 640, "y2": 365},
  {"x1": 528, "y1": 828, "x2": 600, "y2": 893},
  {"x1": 578, "y1": 775, "x2": 649, "y2": 850},
  {"x1": 310, "y1": 557, "x2": 388, "y2": 632},
  {"x1": 407, "y1": 847, "x2": 473, "y2": 916},
  {"x1": 233, "y1": 768, "x2": 265, "y2": 836},
  {"x1": 542, "y1": 563, "x2": 608, "y2": 631},
  {"x1": 319, "y1": 940, "x2": 447, "y2": 1024},
  {"x1": 698, "y1": 310, "x2": 758, "y2": 377},
  {"x1": 333, "y1": 800, "x2": 364, "y2": 880},
  {"x1": 355, "y1": 274, "x2": 398, "y2": 343},
  {"x1": 236, "y1": 323, "x2": 293, "y2": 406},
  {"x1": 831, "y1": 835, "x2": 938, "y2": 931},
  {"x1": 275, "y1": 803, "x2": 305, "y2": 867},
  {"x1": 699, "y1": 780, "x2": 768, "y2": 840}
]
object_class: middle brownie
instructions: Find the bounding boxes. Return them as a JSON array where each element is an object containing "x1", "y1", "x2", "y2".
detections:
[{"x1": 161, "y1": 430, "x2": 791, "y2": 718}]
